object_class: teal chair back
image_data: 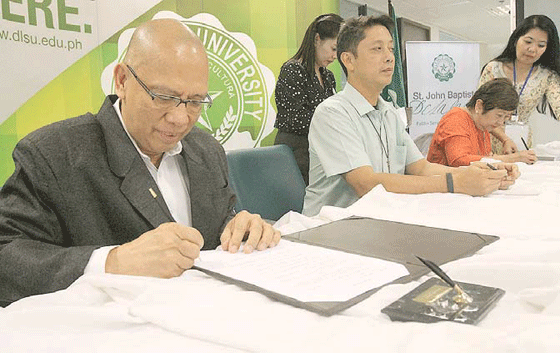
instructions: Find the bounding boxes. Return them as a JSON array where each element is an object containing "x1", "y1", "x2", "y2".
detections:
[{"x1": 226, "y1": 145, "x2": 306, "y2": 221}]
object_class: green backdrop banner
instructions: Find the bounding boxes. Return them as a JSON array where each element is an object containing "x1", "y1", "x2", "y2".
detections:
[{"x1": 0, "y1": 0, "x2": 339, "y2": 185}]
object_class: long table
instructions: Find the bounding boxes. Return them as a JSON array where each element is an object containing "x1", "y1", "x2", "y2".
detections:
[{"x1": 2, "y1": 161, "x2": 560, "y2": 352}]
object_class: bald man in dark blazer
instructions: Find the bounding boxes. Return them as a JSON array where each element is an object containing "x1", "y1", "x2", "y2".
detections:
[{"x1": 0, "y1": 19, "x2": 280, "y2": 306}]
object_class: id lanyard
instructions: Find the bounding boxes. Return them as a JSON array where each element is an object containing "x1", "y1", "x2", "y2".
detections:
[
  {"x1": 512, "y1": 62, "x2": 534, "y2": 122},
  {"x1": 367, "y1": 113, "x2": 391, "y2": 173}
]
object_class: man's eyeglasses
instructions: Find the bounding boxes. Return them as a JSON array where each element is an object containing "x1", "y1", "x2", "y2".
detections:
[{"x1": 126, "y1": 64, "x2": 212, "y2": 113}]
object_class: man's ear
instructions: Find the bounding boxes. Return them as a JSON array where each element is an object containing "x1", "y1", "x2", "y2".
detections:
[
  {"x1": 113, "y1": 63, "x2": 127, "y2": 99},
  {"x1": 340, "y1": 52, "x2": 354, "y2": 73}
]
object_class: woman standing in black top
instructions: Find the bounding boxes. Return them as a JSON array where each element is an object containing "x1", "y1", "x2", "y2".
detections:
[{"x1": 274, "y1": 13, "x2": 344, "y2": 185}]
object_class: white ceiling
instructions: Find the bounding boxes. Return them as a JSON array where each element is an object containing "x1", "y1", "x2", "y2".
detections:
[{"x1": 350, "y1": 0, "x2": 512, "y2": 48}]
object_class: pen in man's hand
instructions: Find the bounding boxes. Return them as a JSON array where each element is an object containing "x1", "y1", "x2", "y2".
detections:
[
  {"x1": 521, "y1": 137, "x2": 529, "y2": 150},
  {"x1": 486, "y1": 162, "x2": 511, "y2": 181}
]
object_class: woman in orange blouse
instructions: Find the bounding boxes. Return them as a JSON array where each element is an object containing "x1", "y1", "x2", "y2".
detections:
[{"x1": 427, "y1": 78, "x2": 537, "y2": 167}]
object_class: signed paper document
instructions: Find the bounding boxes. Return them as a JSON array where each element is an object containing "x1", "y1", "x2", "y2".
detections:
[{"x1": 195, "y1": 240, "x2": 408, "y2": 302}]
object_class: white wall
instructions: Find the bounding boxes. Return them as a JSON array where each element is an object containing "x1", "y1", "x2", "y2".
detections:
[
  {"x1": 339, "y1": 0, "x2": 495, "y2": 68},
  {"x1": 524, "y1": 1, "x2": 560, "y2": 30}
]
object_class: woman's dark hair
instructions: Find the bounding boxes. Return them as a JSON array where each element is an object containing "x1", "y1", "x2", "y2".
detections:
[
  {"x1": 337, "y1": 15, "x2": 394, "y2": 76},
  {"x1": 466, "y1": 78, "x2": 519, "y2": 112},
  {"x1": 291, "y1": 13, "x2": 344, "y2": 77},
  {"x1": 490, "y1": 15, "x2": 560, "y2": 75}
]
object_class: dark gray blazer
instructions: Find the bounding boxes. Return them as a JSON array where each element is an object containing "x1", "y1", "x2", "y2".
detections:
[{"x1": 0, "y1": 95, "x2": 235, "y2": 305}]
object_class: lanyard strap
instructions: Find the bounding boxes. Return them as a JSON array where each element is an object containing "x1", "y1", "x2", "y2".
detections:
[
  {"x1": 477, "y1": 129, "x2": 488, "y2": 156},
  {"x1": 513, "y1": 62, "x2": 534, "y2": 98},
  {"x1": 367, "y1": 114, "x2": 391, "y2": 173}
]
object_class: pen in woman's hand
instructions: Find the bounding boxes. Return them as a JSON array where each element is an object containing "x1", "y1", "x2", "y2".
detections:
[{"x1": 521, "y1": 137, "x2": 529, "y2": 150}]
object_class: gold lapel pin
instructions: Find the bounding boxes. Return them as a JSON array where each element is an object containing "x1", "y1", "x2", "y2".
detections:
[{"x1": 149, "y1": 188, "x2": 157, "y2": 198}]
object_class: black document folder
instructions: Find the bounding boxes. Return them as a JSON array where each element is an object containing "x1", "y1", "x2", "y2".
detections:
[
  {"x1": 286, "y1": 216, "x2": 499, "y2": 276},
  {"x1": 198, "y1": 217, "x2": 499, "y2": 316}
]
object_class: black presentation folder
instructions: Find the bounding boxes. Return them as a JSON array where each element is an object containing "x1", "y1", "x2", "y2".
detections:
[
  {"x1": 286, "y1": 216, "x2": 499, "y2": 276},
  {"x1": 198, "y1": 217, "x2": 499, "y2": 316}
]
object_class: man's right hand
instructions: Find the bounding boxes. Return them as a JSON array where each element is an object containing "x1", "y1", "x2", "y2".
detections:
[
  {"x1": 105, "y1": 222, "x2": 204, "y2": 278},
  {"x1": 453, "y1": 164, "x2": 508, "y2": 196}
]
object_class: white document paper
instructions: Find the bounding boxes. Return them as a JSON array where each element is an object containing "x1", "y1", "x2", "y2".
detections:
[
  {"x1": 489, "y1": 179, "x2": 542, "y2": 196},
  {"x1": 195, "y1": 240, "x2": 408, "y2": 303}
]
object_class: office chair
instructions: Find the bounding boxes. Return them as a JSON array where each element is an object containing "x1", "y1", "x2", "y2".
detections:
[{"x1": 226, "y1": 144, "x2": 306, "y2": 221}]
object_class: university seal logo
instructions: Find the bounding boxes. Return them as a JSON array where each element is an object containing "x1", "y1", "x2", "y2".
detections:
[
  {"x1": 101, "y1": 11, "x2": 275, "y2": 150},
  {"x1": 431, "y1": 54, "x2": 456, "y2": 82}
]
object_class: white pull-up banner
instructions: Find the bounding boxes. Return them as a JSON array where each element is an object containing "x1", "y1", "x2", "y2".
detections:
[{"x1": 406, "y1": 41, "x2": 480, "y2": 141}]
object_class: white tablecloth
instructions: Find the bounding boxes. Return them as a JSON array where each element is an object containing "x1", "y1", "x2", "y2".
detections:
[{"x1": 2, "y1": 161, "x2": 560, "y2": 353}]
